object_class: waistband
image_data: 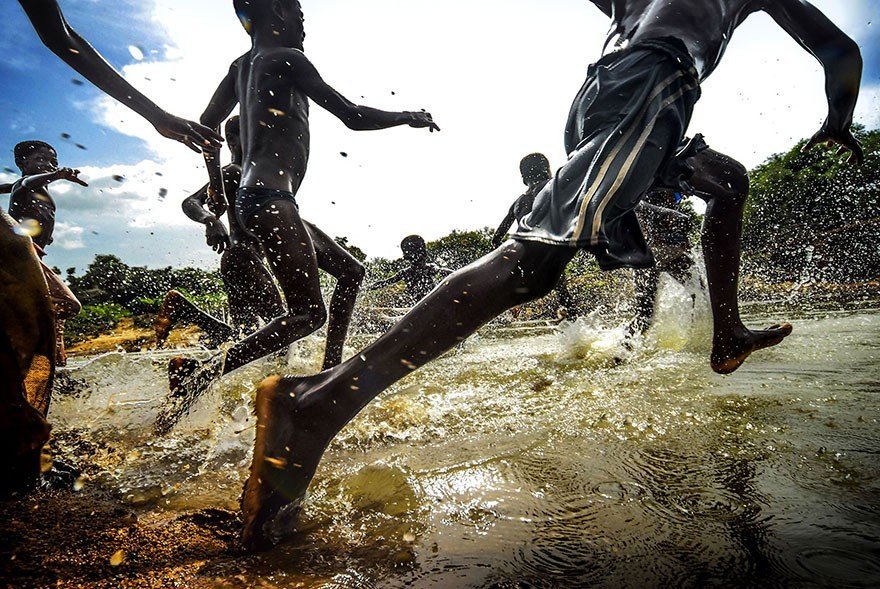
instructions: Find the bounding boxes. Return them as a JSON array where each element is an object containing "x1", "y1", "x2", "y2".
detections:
[
  {"x1": 595, "y1": 36, "x2": 700, "y2": 83},
  {"x1": 237, "y1": 186, "x2": 297, "y2": 200}
]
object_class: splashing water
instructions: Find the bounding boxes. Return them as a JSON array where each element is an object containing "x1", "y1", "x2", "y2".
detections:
[{"x1": 42, "y1": 289, "x2": 880, "y2": 587}]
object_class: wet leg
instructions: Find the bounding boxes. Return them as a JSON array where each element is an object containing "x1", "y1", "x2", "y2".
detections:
[
  {"x1": 222, "y1": 241, "x2": 285, "y2": 334},
  {"x1": 628, "y1": 267, "x2": 660, "y2": 338},
  {"x1": 222, "y1": 200, "x2": 327, "y2": 375},
  {"x1": 154, "y1": 290, "x2": 235, "y2": 348},
  {"x1": 43, "y1": 262, "x2": 81, "y2": 366},
  {"x1": 690, "y1": 149, "x2": 792, "y2": 374},
  {"x1": 305, "y1": 222, "x2": 366, "y2": 369},
  {"x1": 241, "y1": 240, "x2": 574, "y2": 550}
]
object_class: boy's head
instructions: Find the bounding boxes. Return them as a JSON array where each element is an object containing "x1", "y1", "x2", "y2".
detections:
[
  {"x1": 519, "y1": 153, "x2": 551, "y2": 186},
  {"x1": 234, "y1": 0, "x2": 304, "y2": 47},
  {"x1": 14, "y1": 141, "x2": 57, "y2": 175},
  {"x1": 225, "y1": 116, "x2": 242, "y2": 154},
  {"x1": 401, "y1": 235, "x2": 427, "y2": 264}
]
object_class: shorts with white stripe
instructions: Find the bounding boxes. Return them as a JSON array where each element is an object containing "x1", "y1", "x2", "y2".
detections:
[{"x1": 513, "y1": 37, "x2": 701, "y2": 271}]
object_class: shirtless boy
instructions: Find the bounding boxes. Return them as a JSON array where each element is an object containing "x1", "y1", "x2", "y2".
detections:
[
  {"x1": 159, "y1": 0, "x2": 438, "y2": 426},
  {"x1": 8, "y1": 141, "x2": 86, "y2": 365},
  {"x1": 241, "y1": 0, "x2": 863, "y2": 550},
  {"x1": 366, "y1": 236, "x2": 452, "y2": 305},
  {"x1": 154, "y1": 116, "x2": 365, "y2": 418}
]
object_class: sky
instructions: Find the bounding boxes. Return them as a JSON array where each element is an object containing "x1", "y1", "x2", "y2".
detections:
[{"x1": 0, "y1": 0, "x2": 878, "y2": 274}]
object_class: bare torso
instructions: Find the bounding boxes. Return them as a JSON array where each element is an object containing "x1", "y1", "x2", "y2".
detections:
[
  {"x1": 599, "y1": 0, "x2": 763, "y2": 78},
  {"x1": 235, "y1": 50, "x2": 311, "y2": 192}
]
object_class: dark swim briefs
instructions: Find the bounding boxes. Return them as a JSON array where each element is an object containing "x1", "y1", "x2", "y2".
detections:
[
  {"x1": 235, "y1": 186, "x2": 299, "y2": 234},
  {"x1": 513, "y1": 36, "x2": 702, "y2": 270}
]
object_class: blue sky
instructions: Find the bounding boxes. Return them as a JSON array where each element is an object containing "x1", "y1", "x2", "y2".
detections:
[{"x1": 0, "y1": 0, "x2": 877, "y2": 275}]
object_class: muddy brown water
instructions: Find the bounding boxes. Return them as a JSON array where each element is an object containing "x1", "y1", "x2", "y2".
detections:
[{"x1": 2, "y1": 283, "x2": 879, "y2": 588}]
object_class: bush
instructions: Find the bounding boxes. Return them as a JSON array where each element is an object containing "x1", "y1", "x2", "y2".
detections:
[{"x1": 65, "y1": 303, "x2": 131, "y2": 343}]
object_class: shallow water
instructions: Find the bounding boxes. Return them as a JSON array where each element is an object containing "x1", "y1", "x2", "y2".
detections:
[{"x1": 52, "y1": 283, "x2": 880, "y2": 588}]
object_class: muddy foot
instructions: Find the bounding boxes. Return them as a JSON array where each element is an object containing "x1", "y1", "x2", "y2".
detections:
[
  {"x1": 154, "y1": 354, "x2": 224, "y2": 434},
  {"x1": 241, "y1": 374, "x2": 331, "y2": 552},
  {"x1": 711, "y1": 323, "x2": 793, "y2": 375},
  {"x1": 154, "y1": 290, "x2": 183, "y2": 348}
]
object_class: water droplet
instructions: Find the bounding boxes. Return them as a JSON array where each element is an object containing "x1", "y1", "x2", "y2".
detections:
[{"x1": 128, "y1": 45, "x2": 145, "y2": 61}]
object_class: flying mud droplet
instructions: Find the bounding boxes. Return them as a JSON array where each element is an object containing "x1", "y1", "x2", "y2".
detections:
[
  {"x1": 61, "y1": 133, "x2": 71, "y2": 140},
  {"x1": 158, "y1": 188, "x2": 168, "y2": 198},
  {"x1": 128, "y1": 45, "x2": 145, "y2": 61},
  {"x1": 75, "y1": 143, "x2": 87, "y2": 150},
  {"x1": 4, "y1": 167, "x2": 15, "y2": 174},
  {"x1": 71, "y1": 78, "x2": 84, "y2": 86},
  {"x1": 112, "y1": 175, "x2": 125, "y2": 183},
  {"x1": 340, "y1": 152, "x2": 348, "y2": 157},
  {"x1": 391, "y1": 90, "x2": 396, "y2": 95},
  {"x1": 267, "y1": 108, "x2": 286, "y2": 117}
]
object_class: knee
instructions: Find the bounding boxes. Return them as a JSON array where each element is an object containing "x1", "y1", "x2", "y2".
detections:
[
  {"x1": 717, "y1": 161, "x2": 749, "y2": 207},
  {"x1": 343, "y1": 260, "x2": 366, "y2": 287},
  {"x1": 299, "y1": 302, "x2": 327, "y2": 332}
]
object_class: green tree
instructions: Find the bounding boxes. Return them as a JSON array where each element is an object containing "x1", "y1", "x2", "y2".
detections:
[{"x1": 743, "y1": 125, "x2": 880, "y2": 282}]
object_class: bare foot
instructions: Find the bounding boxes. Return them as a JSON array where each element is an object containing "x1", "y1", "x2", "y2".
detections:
[
  {"x1": 241, "y1": 374, "x2": 333, "y2": 552},
  {"x1": 711, "y1": 323, "x2": 793, "y2": 375},
  {"x1": 154, "y1": 290, "x2": 183, "y2": 348},
  {"x1": 154, "y1": 354, "x2": 223, "y2": 434}
]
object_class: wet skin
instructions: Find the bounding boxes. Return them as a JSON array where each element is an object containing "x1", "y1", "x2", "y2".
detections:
[
  {"x1": 10, "y1": 147, "x2": 85, "y2": 365},
  {"x1": 241, "y1": 0, "x2": 862, "y2": 550},
  {"x1": 0, "y1": 210, "x2": 54, "y2": 492},
  {"x1": 155, "y1": 128, "x2": 364, "y2": 369},
  {"x1": 195, "y1": 4, "x2": 436, "y2": 378},
  {"x1": 18, "y1": 0, "x2": 221, "y2": 152},
  {"x1": 367, "y1": 253, "x2": 452, "y2": 305}
]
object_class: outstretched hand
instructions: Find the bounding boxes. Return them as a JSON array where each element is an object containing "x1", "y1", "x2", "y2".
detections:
[
  {"x1": 406, "y1": 110, "x2": 440, "y2": 132},
  {"x1": 153, "y1": 112, "x2": 224, "y2": 153},
  {"x1": 802, "y1": 123, "x2": 864, "y2": 165},
  {"x1": 55, "y1": 167, "x2": 88, "y2": 187}
]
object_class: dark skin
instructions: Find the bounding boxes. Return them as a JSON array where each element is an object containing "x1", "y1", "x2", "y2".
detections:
[
  {"x1": 185, "y1": 1, "x2": 436, "y2": 388},
  {"x1": 241, "y1": 0, "x2": 863, "y2": 550},
  {"x1": 367, "y1": 247, "x2": 452, "y2": 305},
  {"x1": 157, "y1": 122, "x2": 365, "y2": 373},
  {"x1": 9, "y1": 147, "x2": 88, "y2": 249},
  {"x1": 17, "y1": 0, "x2": 221, "y2": 152}
]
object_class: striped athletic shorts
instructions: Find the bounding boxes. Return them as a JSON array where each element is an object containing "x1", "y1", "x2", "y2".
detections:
[{"x1": 513, "y1": 37, "x2": 701, "y2": 270}]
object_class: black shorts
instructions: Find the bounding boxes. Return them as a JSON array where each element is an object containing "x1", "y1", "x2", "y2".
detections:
[
  {"x1": 513, "y1": 37, "x2": 701, "y2": 270},
  {"x1": 235, "y1": 186, "x2": 299, "y2": 236}
]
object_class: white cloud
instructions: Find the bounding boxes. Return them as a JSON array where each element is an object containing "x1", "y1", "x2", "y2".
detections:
[
  {"x1": 78, "y1": 0, "x2": 877, "y2": 264},
  {"x1": 53, "y1": 222, "x2": 86, "y2": 250}
]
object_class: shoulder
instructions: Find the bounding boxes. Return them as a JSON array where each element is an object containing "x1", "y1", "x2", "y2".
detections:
[{"x1": 252, "y1": 47, "x2": 312, "y2": 72}]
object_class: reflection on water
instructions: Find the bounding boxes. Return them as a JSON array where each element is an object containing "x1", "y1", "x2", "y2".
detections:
[{"x1": 52, "y1": 287, "x2": 880, "y2": 588}]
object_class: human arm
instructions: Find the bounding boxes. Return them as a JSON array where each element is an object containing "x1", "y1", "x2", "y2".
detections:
[
  {"x1": 366, "y1": 270, "x2": 407, "y2": 291},
  {"x1": 18, "y1": 0, "x2": 221, "y2": 153},
  {"x1": 178, "y1": 184, "x2": 228, "y2": 253},
  {"x1": 20, "y1": 167, "x2": 88, "y2": 189},
  {"x1": 281, "y1": 50, "x2": 439, "y2": 132},
  {"x1": 763, "y1": 0, "x2": 864, "y2": 163},
  {"x1": 198, "y1": 60, "x2": 242, "y2": 215},
  {"x1": 491, "y1": 205, "x2": 518, "y2": 248}
]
